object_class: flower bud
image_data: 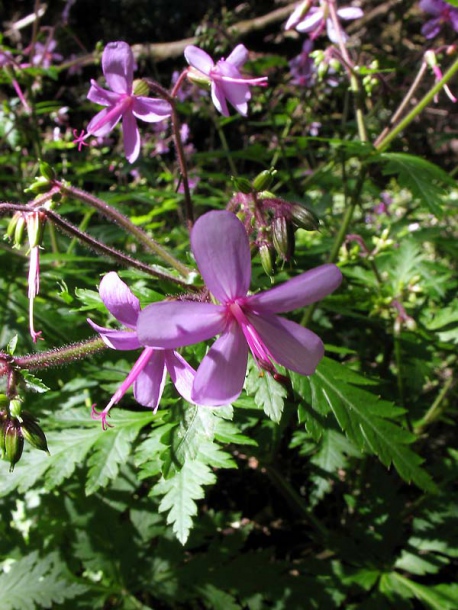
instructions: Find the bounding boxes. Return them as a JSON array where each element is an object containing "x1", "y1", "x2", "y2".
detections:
[
  {"x1": 24, "y1": 176, "x2": 52, "y2": 195},
  {"x1": 20, "y1": 413, "x2": 49, "y2": 455},
  {"x1": 252, "y1": 168, "x2": 277, "y2": 192},
  {"x1": 9, "y1": 398, "x2": 22, "y2": 418},
  {"x1": 132, "y1": 78, "x2": 150, "y2": 97},
  {"x1": 291, "y1": 204, "x2": 320, "y2": 231},
  {"x1": 186, "y1": 67, "x2": 211, "y2": 89},
  {"x1": 26, "y1": 210, "x2": 46, "y2": 249},
  {"x1": 272, "y1": 216, "x2": 295, "y2": 261},
  {"x1": 3, "y1": 419, "x2": 24, "y2": 472},
  {"x1": 232, "y1": 176, "x2": 253, "y2": 194},
  {"x1": 259, "y1": 243, "x2": 274, "y2": 277},
  {"x1": 39, "y1": 160, "x2": 56, "y2": 182}
]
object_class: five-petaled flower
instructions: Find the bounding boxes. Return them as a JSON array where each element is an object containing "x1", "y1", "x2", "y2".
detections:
[
  {"x1": 419, "y1": 0, "x2": 458, "y2": 39},
  {"x1": 80, "y1": 41, "x2": 172, "y2": 163},
  {"x1": 285, "y1": 0, "x2": 363, "y2": 43},
  {"x1": 87, "y1": 272, "x2": 195, "y2": 429},
  {"x1": 184, "y1": 44, "x2": 268, "y2": 117},
  {"x1": 137, "y1": 211, "x2": 342, "y2": 406}
]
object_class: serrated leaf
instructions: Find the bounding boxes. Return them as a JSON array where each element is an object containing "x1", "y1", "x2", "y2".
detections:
[
  {"x1": 378, "y1": 153, "x2": 454, "y2": 216},
  {"x1": 380, "y1": 572, "x2": 458, "y2": 610},
  {"x1": 20, "y1": 370, "x2": 50, "y2": 393},
  {"x1": 6, "y1": 335, "x2": 18, "y2": 355},
  {"x1": 85, "y1": 409, "x2": 154, "y2": 493},
  {"x1": 151, "y1": 459, "x2": 216, "y2": 544},
  {"x1": 0, "y1": 551, "x2": 87, "y2": 610},
  {"x1": 296, "y1": 358, "x2": 436, "y2": 492},
  {"x1": 245, "y1": 363, "x2": 287, "y2": 423}
]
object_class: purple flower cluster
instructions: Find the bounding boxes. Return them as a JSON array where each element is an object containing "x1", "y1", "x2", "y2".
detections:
[
  {"x1": 89, "y1": 211, "x2": 342, "y2": 418},
  {"x1": 419, "y1": 0, "x2": 458, "y2": 38}
]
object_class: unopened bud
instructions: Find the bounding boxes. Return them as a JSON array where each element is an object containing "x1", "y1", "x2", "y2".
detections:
[
  {"x1": 259, "y1": 243, "x2": 274, "y2": 277},
  {"x1": 232, "y1": 176, "x2": 253, "y2": 194},
  {"x1": 272, "y1": 216, "x2": 295, "y2": 261},
  {"x1": 132, "y1": 78, "x2": 150, "y2": 97},
  {"x1": 187, "y1": 67, "x2": 211, "y2": 89},
  {"x1": 9, "y1": 398, "x2": 22, "y2": 418},
  {"x1": 291, "y1": 204, "x2": 320, "y2": 231},
  {"x1": 3, "y1": 420, "x2": 24, "y2": 471},
  {"x1": 20, "y1": 413, "x2": 49, "y2": 454},
  {"x1": 252, "y1": 168, "x2": 277, "y2": 192},
  {"x1": 39, "y1": 160, "x2": 56, "y2": 182},
  {"x1": 24, "y1": 176, "x2": 52, "y2": 195}
]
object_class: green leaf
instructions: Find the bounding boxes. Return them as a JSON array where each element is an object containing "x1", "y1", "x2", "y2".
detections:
[
  {"x1": 377, "y1": 153, "x2": 454, "y2": 216},
  {"x1": 380, "y1": 572, "x2": 458, "y2": 610},
  {"x1": 86, "y1": 411, "x2": 153, "y2": 494},
  {"x1": 245, "y1": 362, "x2": 287, "y2": 423},
  {"x1": 0, "y1": 551, "x2": 87, "y2": 610},
  {"x1": 20, "y1": 370, "x2": 50, "y2": 394},
  {"x1": 294, "y1": 358, "x2": 436, "y2": 492},
  {"x1": 151, "y1": 459, "x2": 216, "y2": 544}
]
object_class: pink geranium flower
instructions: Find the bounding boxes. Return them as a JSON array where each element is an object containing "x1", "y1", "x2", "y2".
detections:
[
  {"x1": 137, "y1": 211, "x2": 342, "y2": 406},
  {"x1": 88, "y1": 272, "x2": 195, "y2": 428},
  {"x1": 286, "y1": 0, "x2": 363, "y2": 43},
  {"x1": 184, "y1": 44, "x2": 268, "y2": 116},
  {"x1": 78, "y1": 41, "x2": 172, "y2": 163}
]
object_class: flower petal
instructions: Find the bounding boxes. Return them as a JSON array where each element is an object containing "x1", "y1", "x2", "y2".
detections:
[
  {"x1": 184, "y1": 45, "x2": 214, "y2": 75},
  {"x1": 87, "y1": 80, "x2": 120, "y2": 106},
  {"x1": 295, "y1": 9, "x2": 323, "y2": 33},
  {"x1": 102, "y1": 41, "x2": 133, "y2": 94},
  {"x1": 211, "y1": 82, "x2": 230, "y2": 116},
  {"x1": 192, "y1": 323, "x2": 248, "y2": 406},
  {"x1": 226, "y1": 44, "x2": 248, "y2": 69},
  {"x1": 98, "y1": 271, "x2": 140, "y2": 328},
  {"x1": 137, "y1": 301, "x2": 225, "y2": 348},
  {"x1": 87, "y1": 106, "x2": 123, "y2": 137},
  {"x1": 132, "y1": 97, "x2": 172, "y2": 123},
  {"x1": 87, "y1": 320, "x2": 141, "y2": 350},
  {"x1": 248, "y1": 264, "x2": 342, "y2": 314},
  {"x1": 191, "y1": 210, "x2": 251, "y2": 302},
  {"x1": 248, "y1": 312, "x2": 324, "y2": 376},
  {"x1": 337, "y1": 7, "x2": 364, "y2": 20},
  {"x1": 133, "y1": 349, "x2": 166, "y2": 409},
  {"x1": 221, "y1": 81, "x2": 249, "y2": 116},
  {"x1": 122, "y1": 110, "x2": 140, "y2": 163},
  {"x1": 164, "y1": 350, "x2": 196, "y2": 403}
]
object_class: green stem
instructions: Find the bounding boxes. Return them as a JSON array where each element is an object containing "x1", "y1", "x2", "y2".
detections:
[
  {"x1": 375, "y1": 55, "x2": 458, "y2": 152},
  {"x1": 55, "y1": 181, "x2": 192, "y2": 278},
  {"x1": 13, "y1": 337, "x2": 107, "y2": 372},
  {"x1": 414, "y1": 374, "x2": 455, "y2": 435}
]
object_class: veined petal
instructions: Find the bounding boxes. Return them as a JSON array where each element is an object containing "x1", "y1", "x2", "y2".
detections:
[
  {"x1": 102, "y1": 41, "x2": 133, "y2": 94},
  {"x1": 226, "y1": 44, "x2": 248, "y2": 69},
  {"x1": 133, "y1": 349, "x2": 167, "y2": 409},
  {"x1": 87, "y1": 106, "x2": 123, "y2": 137},
  {"x1": 221, "y1": 81, "x2": 250, "y2": 116},
  {"x1": 192, "y1": 324, "x2": 248, "y2": 406},
  {"x1": 87, "y1": 319, "x2": 141, "y2": 350},
  {"x1": 87, "y1": 80, "x2": 120, "y2": 106},
  {"x1": 248, "y1": 312, "x2": 324, "y2": 376},
  {"x1": 191, "y1": 210, "x2": 251, "y2": 302},
  {"x1": 184, "y1": 45, "x2": 214, "y2": 75},
  {"x1": 164, "y1": 350, "x2": 196, "y2": 403},
  {"x1": 132, "y1": 97, "x2": 172, "y2": 123},
  {"x1": 295, "y1": 9, "x2": 323, "y2": 33},
  {"x1": 211, "y1": 82, "x2": 230, "y2": 116},
  {"x1": 122, "y1": 110, "x2": 140, "y2": 163},
  {"x1": 337, "y1": 7, "x2": 364, "y2": 20},
  {"x1": 248, "y1": 264, "x2": 342, "y2": 314},
  {"x1": 98, "y1": 271, "x2": 140, "y2": 328},
  {"x1": 137, "y1": 301, "x2": 226, "y2": 348}
]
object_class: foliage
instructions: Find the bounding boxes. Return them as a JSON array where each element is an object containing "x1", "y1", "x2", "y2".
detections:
[{"x1": 0, "y1": 1, "x2": 457, "y2": 609}]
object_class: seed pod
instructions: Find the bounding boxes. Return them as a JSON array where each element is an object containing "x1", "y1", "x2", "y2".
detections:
[
  {"x1": 232, "y1": 176, "x2": 253, "y2": 194},
  {"x1": 20, "y1": 417, "x2": 50, "y2": 454},
  {"x1": 9, "y1": 398, "x2": 22, "y2": 419},
  {"x1": 252, "y1": 168, "x2": 276, "y2": 192},
  {"x1": 290, "y1": 204, "x2": 320, "y2": 231},
  {"x1": 39, "y1": 160, "x2": 56, "y2": 182},
  {"x1": 4, "y1": 420, "x2": 24, "y2": 472},
  {"x1": 259, "y1": 243, "x2": 274, "y2": 277},
  {"x1": 272, "y1": 216, "x2": 295, "y2": 261}
]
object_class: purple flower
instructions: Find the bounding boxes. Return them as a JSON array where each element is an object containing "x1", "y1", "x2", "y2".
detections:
[
  {"x1": 184, "y1": 44, "x2": 268, "y2": 116},
  {"x1": 137, "y1": 211, "x2": 342, "y2": 406},
  {"x1": 289, "y1": 39, "x2": 316, "y2": 87},
  {"x1": 80, "y1": 41, "x2": 172, "y2": 163},
  {"x1": 88, "y1": 272, "x2": 195, "y2": 428},
  {"x1": 286, "y1": 0, "x2": 363, "y2": 43},
  {"x1": 30, "y1": 40, "x2": 63, "y2": 68},
  {"x1": 419, "y1": 0, "x2": 458, "y2": 38}
]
